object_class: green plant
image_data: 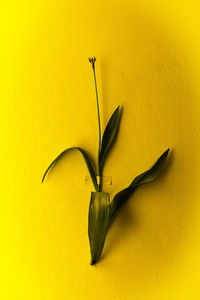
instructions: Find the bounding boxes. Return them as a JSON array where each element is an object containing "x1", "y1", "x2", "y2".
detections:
[{"x1": 42, "y1": 57, "x2": 170, "y2": 265}]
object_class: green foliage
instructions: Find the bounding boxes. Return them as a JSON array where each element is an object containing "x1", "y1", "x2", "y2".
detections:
[
  {"x1": 42, "y1": 57, "x2": 170, "y2": 265},
  {"x1": 42, "y1": 147, "x2": 98, "y2": 191},
  {"x1": 88, "y1": 192, "x2": 110, "y2": 265},
  {"x1": 99, "y1": 106, "x2": 121, "y2": 173},
  {"x1": 109, "y1": 149, "x2": 169, "y2": 221}
]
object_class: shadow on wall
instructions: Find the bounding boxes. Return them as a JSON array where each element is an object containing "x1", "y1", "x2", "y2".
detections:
[{"x1": 97, "y1": 1, "x2": 198, "y2": 284}]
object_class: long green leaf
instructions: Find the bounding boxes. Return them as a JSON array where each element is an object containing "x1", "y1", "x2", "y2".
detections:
[
  {"x1": 109, "y1": 148, "x2": 169, "y2": 220},
  {"x1": 99, "y1": 106, "x2": 121, "y2": 172},
  {"x1": 88, "y1": 192, "x2": 110, "y2": 265},
  {"x1": 42, "y1": 147, "x2": 98, "y2": 191}
]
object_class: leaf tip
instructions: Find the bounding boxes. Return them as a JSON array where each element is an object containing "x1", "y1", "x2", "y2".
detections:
[
  {"x1": 116, "y1": 105, "x2": 121, "y2": 114},
  {"x1": 41, "y1": 172, "x2": 47, "y2": 183},
  {"x1": 90, "y1": 258, "x2": 97, "y2": 265},
  {"x1": 165, "y1": 148, "x2": 170, "y2": 156}
]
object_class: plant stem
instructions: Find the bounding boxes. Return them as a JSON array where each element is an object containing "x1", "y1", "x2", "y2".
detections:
[{"x1": 92, "y1": 63, "x2": 101, "y2": 191}]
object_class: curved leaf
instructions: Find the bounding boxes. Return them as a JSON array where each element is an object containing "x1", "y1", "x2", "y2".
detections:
[
  {"x1": 109, "y1": 148, "x2": 170, "y2": 220},
  {"x1": 88, "y1": 192, "x2": 110, "y2": 265},
  {"x1": 42, "y1": 147, "x2": 98, "y2": 191},
  {"x1": 99, "y1": 106, "x2": 121, "y2": 171}
]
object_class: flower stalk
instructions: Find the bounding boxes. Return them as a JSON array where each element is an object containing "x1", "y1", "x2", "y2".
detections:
[{"x1": 89, "y1": 57, "x2": 102, "y2": 191}]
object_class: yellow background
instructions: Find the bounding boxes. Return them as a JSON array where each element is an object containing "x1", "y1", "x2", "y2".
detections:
[{"x1": 1, "y1": 0, "x2": 200, "y2": 299}]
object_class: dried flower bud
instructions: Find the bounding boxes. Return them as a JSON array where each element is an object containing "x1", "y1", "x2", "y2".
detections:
[{"x1": 88, "y1": 56, "x2": 96, "y2": 67}]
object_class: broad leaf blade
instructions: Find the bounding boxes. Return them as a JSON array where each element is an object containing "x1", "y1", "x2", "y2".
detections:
[
  {"x1": 99, "y1": 106, "x2": 121, "y2": 171},
  {"x1": 42, "y1": 147, "x2": 98, "y2": 191},
  {"x1": 109, "y1": 148, "x2": 169, "y2": 220},
  {"x1": 88, "y1": 192, "x2": 110, "y2": 265}
]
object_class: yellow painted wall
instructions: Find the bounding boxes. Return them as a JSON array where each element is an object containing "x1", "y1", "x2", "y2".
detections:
[{"x1": 1, "y1": 0, "x2": 200, "y2": 299}]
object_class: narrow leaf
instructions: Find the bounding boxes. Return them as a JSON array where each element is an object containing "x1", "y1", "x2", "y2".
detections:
[
  {"x1": 99, "y1": 106, "x2": 121, "y2": 171},
  {"x1": 42, "y1": 147, "x2": 98, "y2": 191},
  {"x1": 109, "y1": 148, "x2": 170, "y2": 221},
  {"x1": 88, "y1": 192, "x2": 110, "y2": 265}
]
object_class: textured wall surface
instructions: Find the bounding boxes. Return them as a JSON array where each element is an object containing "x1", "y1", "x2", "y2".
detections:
[{"x1": 1, "y1": 0, "x2": 200, "y2": 299}]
